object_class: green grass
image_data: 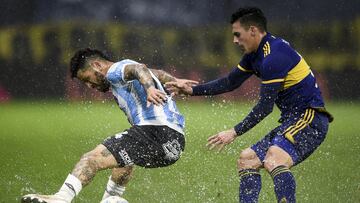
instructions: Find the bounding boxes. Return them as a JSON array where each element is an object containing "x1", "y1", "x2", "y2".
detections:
[{"x1": 0, "y1": 101, "x2": 359, "y2": 202}]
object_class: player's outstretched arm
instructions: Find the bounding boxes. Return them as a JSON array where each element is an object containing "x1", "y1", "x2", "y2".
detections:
[
  {"x1": 123, "y1": 64, "x2": 166, "y2": 106},
  {"x1": 151, "y1": 69, "x2": 199, "y2": 95},
  {"x1": 206, "y1": 83, "x2": 282, "y2": 151},
  {"x1": 165, "y1": 67, "x2": 252, "y2": 96},
  {"x1": 149, "y1": 69, "x2": 177, "y2": 83}
]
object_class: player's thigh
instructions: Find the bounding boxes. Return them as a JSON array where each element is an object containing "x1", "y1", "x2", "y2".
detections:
[
  {"x1": 102, "y1": 125, "x2": 185, "y2": 168},
  {"x1": 271, "y1": 111, "x2": 330, "y2": 166},
  {"x1": 263, "y1": 145, "x2": 294, "y2": 172},
  {"x1": 247, "y1": 127, "x2": 281, "y2": 169},
  {"x1": 291, "y1": 112, "x2": 329, "y2": 164},
  {"x1": 237, "y1": 147, "x2": 262, "y2": 170}
]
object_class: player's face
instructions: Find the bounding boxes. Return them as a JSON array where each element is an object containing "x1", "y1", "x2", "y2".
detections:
[
  {"x1": 232, "y1": 21, "x2": 257, "y2": 54},
  {"x1": 77, "y1": 67, "x2": 110, "y2": 92}
]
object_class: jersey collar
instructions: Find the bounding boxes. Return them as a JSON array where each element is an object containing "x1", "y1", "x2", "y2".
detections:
[{"x1": 255, "y1": 32, "x2": 271, "y2": 56}]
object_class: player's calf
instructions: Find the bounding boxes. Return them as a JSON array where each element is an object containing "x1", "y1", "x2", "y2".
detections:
[
  {"x1": 22, "y1": 144, "x2": 118, "y2": 203},
  {"x1": 237, "y1": 148, "x2": 262, "y2": 203},
  {"x1": 264, "y1": 146, "x2": 295, "y2": 203},
  {"x1": 102, "y1": 166, "x2": 134, "y2": 200}
]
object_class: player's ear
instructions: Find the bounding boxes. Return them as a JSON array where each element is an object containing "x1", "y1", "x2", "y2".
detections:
[
  {"x1": 91, "y1": 61, "x2": 102, "y2": 72},
  {"x1": 250, "y1": 26, "x2": 256, "y2": 36}
]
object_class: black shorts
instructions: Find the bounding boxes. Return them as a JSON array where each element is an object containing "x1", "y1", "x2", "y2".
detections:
[{"x1": 102, "y1": 125, "x2": 185, "y2": 168}]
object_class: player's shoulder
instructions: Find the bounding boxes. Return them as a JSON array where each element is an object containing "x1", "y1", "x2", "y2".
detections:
[
  {"x1": 109, "y1": 59, "x2": 139, "y2": 72},
  {"x1": 238, "y1": 53, "x2": 255, "y2": 72},
  {"x1": 266, "y1": 35, "x2": 294, "y2": 54},
  {"x1": 119, "y1": 59, "x2": 140, "y2": 65},
  {"x1": 263, "y1": 35, "x2": 299, "y2": 64},
  {"x1": 106, "y1": 59, "x2": 140, "y2": 84}
]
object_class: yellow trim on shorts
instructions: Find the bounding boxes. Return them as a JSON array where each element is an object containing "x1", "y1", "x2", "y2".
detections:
[{"x1": 283, "y1": 109, "x2": 315, "y2": 144}]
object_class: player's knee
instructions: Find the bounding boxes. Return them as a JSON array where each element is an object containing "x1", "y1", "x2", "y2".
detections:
[
  {"x1": 263, "y1": 147, "x2": 292, "y2": 172},
  {"x1": 237, "y1": 148, "x2": 261, "y2": 170},
  {"x1": 79, "y1": 150, "x2": 101, "y2": 171}
]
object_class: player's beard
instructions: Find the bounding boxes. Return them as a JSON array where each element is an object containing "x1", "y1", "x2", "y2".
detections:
[
  {"x1": 95, "y1": 72, "x2": 111, "y2": 92},
  {"x1": 98, "y1": 79, "x2": 110, "y2": 92}
]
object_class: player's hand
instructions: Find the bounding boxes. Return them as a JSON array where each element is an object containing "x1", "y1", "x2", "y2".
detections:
[
  {"x1": 206, "y1": 128, "x2": 237, "y2": 152},
  {"x1": 146, "y1": 86, "x2": 167, "y2": 107},
  {"x1": 165, "y1": 79, "x2": 198, "y2": 96}
]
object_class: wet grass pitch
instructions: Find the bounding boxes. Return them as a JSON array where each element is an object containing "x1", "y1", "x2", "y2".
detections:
[{"x1": 1, "y1": 101, "x2": 359, "y2": 202}]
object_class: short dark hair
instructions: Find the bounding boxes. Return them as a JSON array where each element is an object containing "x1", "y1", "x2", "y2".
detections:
[
  {"x1": 230, "y1": 7, "x2": 267, "y2": 32},
  {"x1": 70, "y1": 48, "x2": 112, "y2": 78}
]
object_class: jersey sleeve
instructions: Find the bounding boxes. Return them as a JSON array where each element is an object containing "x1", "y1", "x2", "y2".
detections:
[
  {"x1": 261, "y1": 43, "x2": 300, "y2": 85},
  {"x1": 237, "y1": 54, "x2": 254, "y2": 73},
  {"x1": 191, "y1": 67, "x2": 252, "y2": 96},
  {"x1": 106, "y1": 59, "x2": 140, "y2": 84},
  {"x1": 234, "y1": 82, "x2": 282, "y2": 135}
]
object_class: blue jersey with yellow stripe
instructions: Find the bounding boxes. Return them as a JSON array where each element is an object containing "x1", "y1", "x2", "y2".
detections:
[
  {"x1": 238, "y1": 33, "x2": 325, "y2": 119},
  {"x1": 192, "y1": 32, "x2": 332, "y2": 136}
]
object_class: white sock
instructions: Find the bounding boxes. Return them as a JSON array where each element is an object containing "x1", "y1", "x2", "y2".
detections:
[
  {"x1": 102, "y1": 176, "x2": 126, "y2": 200},
  {"x1": 55, "y1": 174, "x2": 83, "y2": 202}
]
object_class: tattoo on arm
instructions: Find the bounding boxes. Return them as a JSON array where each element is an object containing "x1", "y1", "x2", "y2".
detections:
[
  {"x1": 150, "y1": 69, "x2": 177, "y2": 84},
  {"x1": 123, "y1": 64, "x2": 155, "y2": 90}
]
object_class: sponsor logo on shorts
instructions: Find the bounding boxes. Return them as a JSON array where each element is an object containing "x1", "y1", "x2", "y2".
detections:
[
  {"x1": 118, "y1": 149, "x2": 134, "y2": 166},
  {"x1": 162, "y1": 139, "x2": 181, "y2": 161}
]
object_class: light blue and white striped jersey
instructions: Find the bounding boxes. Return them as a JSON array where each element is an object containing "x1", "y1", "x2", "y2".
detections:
[{"x1": 106, "y1": 59, "x2": 185, "y2": 134}]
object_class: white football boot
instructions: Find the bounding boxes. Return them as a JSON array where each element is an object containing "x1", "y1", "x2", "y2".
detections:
[{"x1": 21, "y1": 194, "x2": 69, "y2": 203}]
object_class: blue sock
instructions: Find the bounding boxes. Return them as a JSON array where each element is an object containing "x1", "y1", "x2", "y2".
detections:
[
  {"x1": 270, "y1": 166, "x2": 296, "y2": 203},
  {"x1": 238, "y1": 169, "x2": 261, "y2": 203}
]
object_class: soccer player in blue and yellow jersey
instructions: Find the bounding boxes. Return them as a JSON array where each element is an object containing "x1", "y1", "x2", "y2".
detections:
[{"x1": 166, "y1": 7, "x2": 333, "y2": 203}]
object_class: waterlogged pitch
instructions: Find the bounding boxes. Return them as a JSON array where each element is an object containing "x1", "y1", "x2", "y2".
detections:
[{"x1": 0, "y1": 101, "x2": 359, "y2": 202}]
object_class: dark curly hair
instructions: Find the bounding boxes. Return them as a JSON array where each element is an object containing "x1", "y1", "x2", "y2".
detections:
[
  {"x1": 69, "y1": 48, "x2": 112, "y2": 78},
  {"x1": 230, "y1": 7, "x2": 267, "y2": 32}
]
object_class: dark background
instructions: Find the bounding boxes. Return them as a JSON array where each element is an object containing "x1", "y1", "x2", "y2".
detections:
[{"x1": 0, "y1": 0, "x2": 359, "y2": 101}]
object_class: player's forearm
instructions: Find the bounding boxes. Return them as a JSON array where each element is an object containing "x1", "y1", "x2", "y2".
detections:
[
  {"x1": 234, "y1": 102, "x2": 273, "y2": 136},
  {"x1": 192, "y1": 67, "x2": 251, "y2": 96},
  {"x1": 150, "y1": 69, "x2": 177, "y2": 84},
  {"x1": 234, "y1": 83, "x2": 281, "y2": 136},
  {"x1": 124, "y1": 64, "x2": 156, "y2": 90},
  {"x1": 192, "y1": 77, "x2": 233, "y2": 96}
]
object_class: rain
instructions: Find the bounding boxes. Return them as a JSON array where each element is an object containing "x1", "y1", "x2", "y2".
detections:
[{"x1": 0, "y1": 0, "x2": 359, "y2": 202}]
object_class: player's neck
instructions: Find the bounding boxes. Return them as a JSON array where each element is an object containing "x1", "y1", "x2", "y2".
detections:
[
  {"x1": 254, "y1": 32, "x2": 267, "y2": 53},
  {"x1": 101, "y1": 61, "x2": 114, "y2": 76}
]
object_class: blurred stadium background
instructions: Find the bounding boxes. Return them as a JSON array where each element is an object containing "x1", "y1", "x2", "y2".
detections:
[
  {"x1": 0, "y1": 0, "x2": 359, "y2": 101},
  {"x1": 0, "y1": 0, "x2": 359, "y2": 202}
]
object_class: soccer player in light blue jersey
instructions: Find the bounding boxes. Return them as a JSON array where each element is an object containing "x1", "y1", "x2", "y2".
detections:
[
  {"x1": 21, "y1": 48, "x2": 197, "y2": 203},
  {"x1": 166, "y1": 7, "x2": 333, "y2": 203}
]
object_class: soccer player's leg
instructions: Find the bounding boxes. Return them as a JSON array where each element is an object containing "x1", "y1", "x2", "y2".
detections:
[
  {"x1": 102, "y1": 125, "x2": 185, "y2": 169},
  {"x1": 264, "y1": 109, "x2": 330, "y2": 203},
  {"x1": 237, "y1": 130, "x2": 277, "y2": 203},
  {"x1": 101, "y1": 166, "x2": 134, "y2": 200},
  {"x1": 22, "y1": 144, "x2": 119, "y2": 203},
  {"x1": 264, "y1": 145, "x2": 295, "y2": 203},
  {"x1": 99, "y1": 125, "x2": 184, "y2": 199},
  {"x1": 237, "y1": 148, "x2": 262, "y2": 203}
]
